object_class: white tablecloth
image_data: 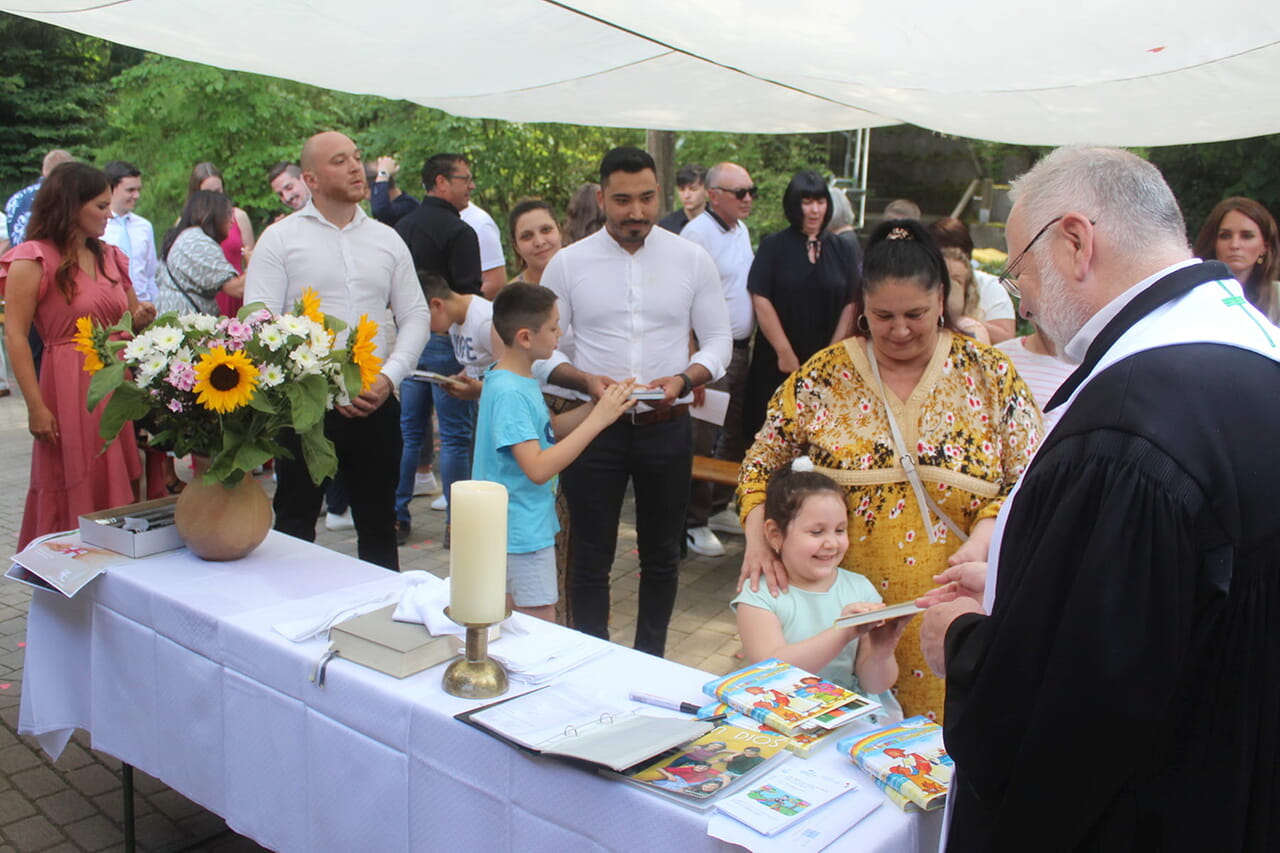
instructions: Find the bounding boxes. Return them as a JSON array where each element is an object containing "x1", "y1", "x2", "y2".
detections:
[{"x1": 18, "y1": 532, "x2": 941, "y2": 852}]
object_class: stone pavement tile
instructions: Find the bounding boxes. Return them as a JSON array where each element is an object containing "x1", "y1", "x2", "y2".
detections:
[
  {"x1": 11, "y1": 765, "x2": 64, "y2": 799},
  {"x1": 700, "y1": 653, "x2": 739, "y2": 676},
  {"x1": 149, "y1": 788, "x2": 205, "y2": 822},
  {"x1": 132, "y1": 769, "x2": 168, "y2": 797},
  {"x1": 34, "y1": 788, "x2": 96, "y2": 826},
  {"x1": 62, "y1": 813, "x2": 123, "y2": 852},
  {"x1": 134, "y1": 811, "x2": 188, "y2": 850},
  {"x1": 0, "y1": 790, "x2": 37, "y2": 824},
  {"x1": 91, "y1": 790, "x2": 153, "y2": 824},
  {"x1": 3, "y1": 813, "x2": 66, "y2": 851},
  {"x1": 676, "y1": 628, "x2": 732, "y2": 661},
  {"x1": 63, "y1": 763, "x2": 120, "y2": 798},
  {"x1": 0, "y1": 741, "x2": 43, "y2": 774}
]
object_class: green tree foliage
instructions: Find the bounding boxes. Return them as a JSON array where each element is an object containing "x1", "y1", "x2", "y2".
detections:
[
  {"x1": 100, "y1": 55, "x2": 373, "y2": 236},
  {"x1": 1148, "y1": 135, "x2": 1280, "y2": 239},
  {"x1": 0, "y1": 12, "x2": 139, "y2": 199},
  {"x1": 356, "y1": 100, "x2": 640, "y2": 236}
]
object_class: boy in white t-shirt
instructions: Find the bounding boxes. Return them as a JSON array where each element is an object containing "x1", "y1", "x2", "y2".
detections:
[
  {"x1": 421, "y1": 272, "x2": 499, "y2": 400},
  {"x1": 396, "y1": 273, "x2": 499, "y2": 547}
]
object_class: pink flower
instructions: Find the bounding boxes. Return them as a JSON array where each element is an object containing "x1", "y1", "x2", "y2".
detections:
[
  {"x1": 167, "y1": 399, "x2": 183, "y2": 413},
  {"x1": 224, "y1": 319, "x2": 253, "y2": 342},
  {"x1": 166, "y1": 361, "x2": 196, "y2": 392}
]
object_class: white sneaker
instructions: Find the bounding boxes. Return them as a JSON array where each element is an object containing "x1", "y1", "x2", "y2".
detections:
[
  {"x1": 708, "y1": 509, "x2": 744, "y2": 536},
  {"x1": 325, "y1": 509, "x2": 354, "y2": 531},
  {"x1": 431, "y1": 494, "x2": 448, "y2": 511},
  {"x1": 685, "y1": 526, "x2": 725, "y2": 557},
  {"x1": 413, "y1": 471, "x2": 439, "y2": 496}
]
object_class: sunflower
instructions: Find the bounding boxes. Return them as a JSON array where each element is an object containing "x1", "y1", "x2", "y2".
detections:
[
  {"x1": 298, "y1": 287, "x2": 325, "y2": 326},
  {"x1": 349, "y1": 314, "x2": 382, "y2": 392},
  {"x1": 73, "y1": 316, "x2": 105, "y2": 374},
  {"x1": 193, "y1": 347, "x2": 260, "y2": 414}
]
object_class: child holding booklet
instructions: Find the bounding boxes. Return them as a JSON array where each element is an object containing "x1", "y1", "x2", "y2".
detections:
[
  {"x1": 733, "y1": 459, "x2": 911, "y2": 710},
  {"x1": 473, "y1": 283, "x2": 636, "y2": 621}
]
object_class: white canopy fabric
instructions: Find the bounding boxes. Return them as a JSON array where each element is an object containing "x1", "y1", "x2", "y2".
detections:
[{"x1": 6, "y1": 0, "x2": 1279, "y2": 145}]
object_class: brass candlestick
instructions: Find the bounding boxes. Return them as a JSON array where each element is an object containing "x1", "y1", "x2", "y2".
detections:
[{"x1": 442, "y1": 607, "x2": 510, "y2": 699}]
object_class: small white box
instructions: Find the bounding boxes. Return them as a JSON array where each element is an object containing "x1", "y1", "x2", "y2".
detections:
[{"x1": 79, "y1": 496, "x2": 184, "y2": 558}]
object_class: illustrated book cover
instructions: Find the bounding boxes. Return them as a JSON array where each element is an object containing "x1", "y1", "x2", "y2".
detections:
[
  {"x1": 837, "y1": 715, "x2": 952, "y2": 811},
  {"x1": 702, "y1": 658, "x2": 881, "y2": 737},
  {"x1": 616, "y1": 723, "x2": 789, "y2": 809}
]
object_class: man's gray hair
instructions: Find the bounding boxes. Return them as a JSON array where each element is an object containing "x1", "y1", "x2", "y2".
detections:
[{"x1": 1010, "y1": 147, "x2": 1187, "y2": 259}]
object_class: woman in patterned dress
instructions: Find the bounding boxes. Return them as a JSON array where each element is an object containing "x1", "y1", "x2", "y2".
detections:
[
  {"x1": 156, "y1": 191, "x2": 245, "y2": 316},
  {"x1": 737, "y1": 219, "x2": 1042, "y2": 720}
]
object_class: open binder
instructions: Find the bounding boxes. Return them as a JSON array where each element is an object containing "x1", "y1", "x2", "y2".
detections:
[{"x1": 456, "y1": 685, "x2": 712, "y2": 772}]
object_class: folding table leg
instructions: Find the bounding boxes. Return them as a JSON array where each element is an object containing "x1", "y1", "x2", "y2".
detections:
[{"x1": 122, "y1": 763, "x2": 136, "y2": 853}]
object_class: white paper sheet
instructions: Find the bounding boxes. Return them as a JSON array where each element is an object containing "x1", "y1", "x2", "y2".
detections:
[{"x1": 691, "y1": 389, "x2": 730, "y2": 426}]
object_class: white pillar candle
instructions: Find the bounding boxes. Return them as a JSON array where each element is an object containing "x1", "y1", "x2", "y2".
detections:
[{"x1": 448, "y1": 480, "x2": 508, "y2": 624}]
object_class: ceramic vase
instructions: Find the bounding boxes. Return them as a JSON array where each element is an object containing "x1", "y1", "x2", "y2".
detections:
[{"x1": 174, "y1": 459, "x2": 273, "y2": 561}]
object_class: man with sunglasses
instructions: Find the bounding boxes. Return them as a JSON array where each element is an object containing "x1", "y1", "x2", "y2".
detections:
[
  {"x1": 919, "y1": 147, "x2": 1280, "y2": 851},
  {"x1": 679, "y1": 162, "x2": 758, "y2": 556}
]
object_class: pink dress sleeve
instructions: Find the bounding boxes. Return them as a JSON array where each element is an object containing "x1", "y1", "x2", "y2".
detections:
[{"x1": 0, "y1": 240, "x2": 56, "y2": 301}]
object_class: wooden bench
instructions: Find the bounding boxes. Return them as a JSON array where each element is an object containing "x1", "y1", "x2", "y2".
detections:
[{"x1": 692, "y1": 455, "x2": 740, "y2": 486}]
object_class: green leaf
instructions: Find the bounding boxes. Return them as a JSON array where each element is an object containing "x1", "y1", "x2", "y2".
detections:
[
  {"x1": 322, "y1": 313, "x2": 348, "y2": 335},
  {"x1": 341, "y1": 361, "x2": 363, "y2": 399},
  {"x1": 233, "y1": 441, "x2": 275, "y2": 474},
  {"x1": 96, "y1": 383, "x2": 151, "y2": 441},
  {"x1": 287, "y1": 374, "x2": 328, "y2": 432},
  {"x1": 238, "y1": 301, "x2": 270, "y2": 321},
  {"x1": 299, "y1": 427, "x2": 337, "y2": 485},
  {"x1": 247, "y1": 389, "x2": 275, "y2": 414},
  {"x1": 86, "y1": 360, "x2": 126, "y2": 412}
]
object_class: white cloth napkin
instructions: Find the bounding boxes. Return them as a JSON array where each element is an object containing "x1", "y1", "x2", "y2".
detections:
[
  {"x1": 272, "y1": 571, "x2": 434, "y2": 642},
  {"x1": 392, "y1": 575, "x2": 469, "y2": 636}
]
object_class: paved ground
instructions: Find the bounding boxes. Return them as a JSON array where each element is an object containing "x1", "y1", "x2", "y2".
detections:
[{"x1": 0, "y1": 381, "x2": 748, "y2": 852}]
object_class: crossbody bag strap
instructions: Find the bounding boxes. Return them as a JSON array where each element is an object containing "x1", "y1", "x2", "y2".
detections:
[{"x1": 864, "y1": 340, "x2": 968, "y2": 544}]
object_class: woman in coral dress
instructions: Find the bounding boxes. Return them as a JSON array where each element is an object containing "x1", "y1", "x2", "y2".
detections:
[
  {"x1": 0, "y1": 162, "x2": 156, "y2": 548},
  {"x1": 737, "y1": 220, "x2": 1042, "y2": 721}
]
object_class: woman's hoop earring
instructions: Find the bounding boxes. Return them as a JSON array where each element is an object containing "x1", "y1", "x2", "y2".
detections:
[
  {"x1": 857, "y1": 314, "x2": 870, "y2": 332},
  {"x1": 1258, "y1": 255, "x2": 1267, "y2": 266}
]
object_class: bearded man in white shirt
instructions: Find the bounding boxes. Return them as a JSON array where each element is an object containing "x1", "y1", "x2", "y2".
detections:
[
  {"x1": 535, "y1": 146, "x2": 732, "y2": 656},
  {"x1": 247, "y1": 131, "x2": 430, "y2": 570}
]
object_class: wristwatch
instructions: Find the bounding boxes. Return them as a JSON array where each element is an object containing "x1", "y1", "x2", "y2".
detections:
[
  {"x1": 376, "y1": 170, "x2": 390, "y2": 179},
  {"x1": 677, "y1": 372, "x2": 694, "y2": 397}
]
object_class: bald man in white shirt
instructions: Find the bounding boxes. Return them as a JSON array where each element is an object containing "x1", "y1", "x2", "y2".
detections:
[{"x1": 247, "y1": 132, "x2": 430, "y2": 570}]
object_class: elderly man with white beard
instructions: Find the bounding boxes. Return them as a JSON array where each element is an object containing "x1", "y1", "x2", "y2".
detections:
[{"x1": 918, "y1": 147, "x2": 1280, "y2": 852}]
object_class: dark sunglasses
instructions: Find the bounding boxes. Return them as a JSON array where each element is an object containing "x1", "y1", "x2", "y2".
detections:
[{"x1": 712, "y1": 186, "x2": 759, "y2": 201}]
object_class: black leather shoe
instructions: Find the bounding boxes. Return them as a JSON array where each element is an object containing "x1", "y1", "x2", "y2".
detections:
[{"x1": 396, "y1": 519, "x2": 411, "y2": 546}]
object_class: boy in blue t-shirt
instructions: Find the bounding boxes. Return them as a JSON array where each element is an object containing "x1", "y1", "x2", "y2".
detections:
[{"x1": 473, "y1": 283, "x2": 636, "y2": 621}]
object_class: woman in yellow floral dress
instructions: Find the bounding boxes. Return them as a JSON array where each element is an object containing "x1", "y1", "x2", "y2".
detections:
[{"x1": 737, "y1": 219, "x2": 1042, "y2": 721}]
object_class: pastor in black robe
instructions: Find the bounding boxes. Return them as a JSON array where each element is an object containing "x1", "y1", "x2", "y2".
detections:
[{"x1": 942, "y1": 265, "x2": 1280, "y2": 851}]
